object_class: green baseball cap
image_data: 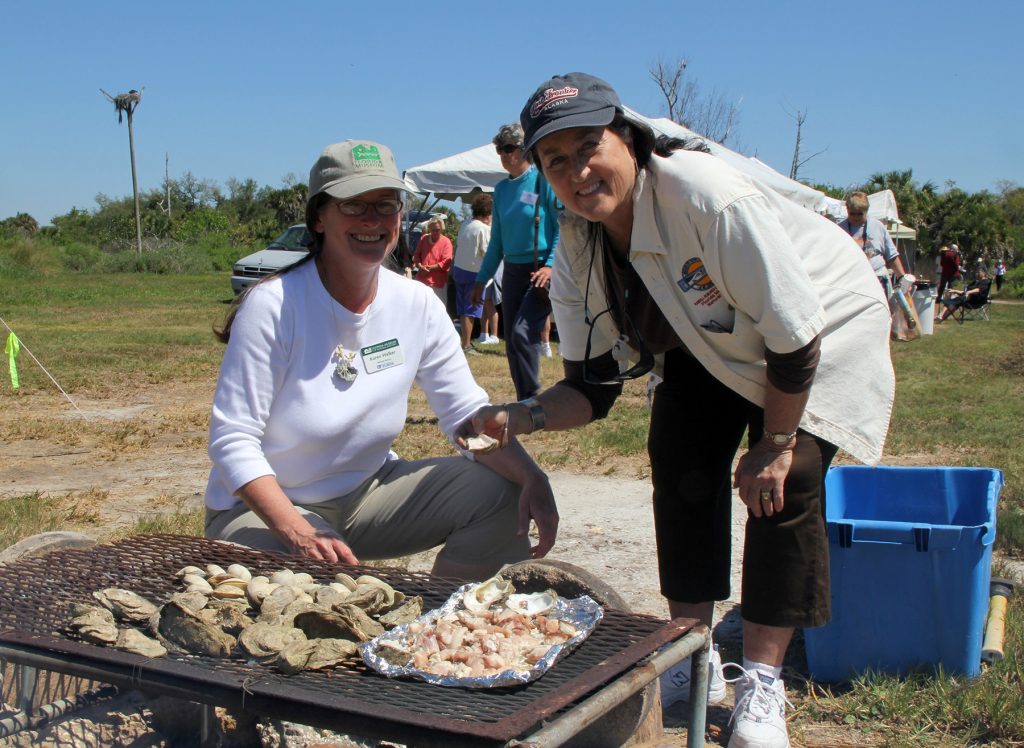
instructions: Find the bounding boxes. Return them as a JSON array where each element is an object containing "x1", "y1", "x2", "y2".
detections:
[{"x1": 308, "y1": 140, "x2": 412, "y2": 203}]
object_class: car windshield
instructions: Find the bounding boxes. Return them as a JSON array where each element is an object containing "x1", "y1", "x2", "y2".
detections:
[{"x1": 267, "y1": 226, "x2": 312, "y2": 251}]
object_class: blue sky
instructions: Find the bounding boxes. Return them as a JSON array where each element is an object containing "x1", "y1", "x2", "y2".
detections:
[{"x1": 2, "y1": 0, "x2": 1021, "y2": 225}]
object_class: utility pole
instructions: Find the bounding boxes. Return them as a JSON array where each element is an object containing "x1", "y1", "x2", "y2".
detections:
[
  {"x1": 101, "y1": 87, "x2": 144, "y2": 257},
  {"x1": 165, "y1": 152, "x2": 171, "y2": 220}
]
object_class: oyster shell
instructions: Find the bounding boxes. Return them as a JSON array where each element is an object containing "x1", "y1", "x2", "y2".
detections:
[
  {"x1": 69, "y1": 602, "x2": 113, "y2": 621},
  {"x1": 294, "y1": 604, "x2": 383, "y2": 642},
  {"x1": 237, "y1": 622, "x2": 307, "y2": 660},
  {"x1": 93, "y1": 588, "x2": 159, "y2": 624},
  {"x1": 155, "y1": 601, "x2": 236, "y2": 657},
  {"x1": 276, "y1": 638, "x2": 359, "y2": 674},
  {"x1": 344, "y1": 585, "x2": 390, "y2": 614},
  {"x1": 314, "y1": 586, "x2": 350, "y2": 607},
  {"x1": 71, "y1": 609, "x2": 118, "y2": 645},
  {"x1": 462, "y1": 575, "x2": 514, "y2": 614},
  {"x1": 170, "y1": 591, "x2": 210, "y2": 613},
  {"x1": 114, "y1": 628, "x2": 167, "y2": 658},
  {"x1": 506, "y1": 590, "x2": 558, "y2": 616},
  {"x1": 378, "y1": 595, "x2": 423, "y2": 627},
  {"x1": 198, "y1": 604, "x2": 252, "y2": 636}
]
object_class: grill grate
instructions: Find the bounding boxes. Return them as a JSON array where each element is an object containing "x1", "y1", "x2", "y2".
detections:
[{"x1": 0, "y1": 535, "x2": 692, "y2": 744}]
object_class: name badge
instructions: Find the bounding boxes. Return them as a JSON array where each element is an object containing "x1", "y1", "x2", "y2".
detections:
[
  {"x1": 520, "y1": 191, "x2": 538, "y2": 207},
  {"x1": 361, "y1": 339, "x2": 404, "y2": 373}
]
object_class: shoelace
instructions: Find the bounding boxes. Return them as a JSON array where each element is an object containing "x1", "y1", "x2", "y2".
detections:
[{"x1": 723, "y1": 664, "x2": 793, "y2": 726}]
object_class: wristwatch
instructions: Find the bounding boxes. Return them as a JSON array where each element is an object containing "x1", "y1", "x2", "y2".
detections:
[
  {"x1": 519, "y1": 397, "x2": 546, "y2": 433},
  {"x1": 763, "y1": 430, "x2": 797, "y2": 447}
]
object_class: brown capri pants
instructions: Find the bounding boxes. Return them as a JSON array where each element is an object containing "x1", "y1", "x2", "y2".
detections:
[
  {"x1": 205, "y1": 456, "x2": 531, "y2": 569},
  {"x1": 649, "y1": 349, "x2": 839, "y2": 629}
]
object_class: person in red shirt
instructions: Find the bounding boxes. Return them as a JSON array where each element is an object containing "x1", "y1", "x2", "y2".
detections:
[
  {"x1": 412, "y1": 218, "x2": 453, "y2": 305},
  {"x1": 937, "y1": 244, "x2": 962, "y2": 316}
]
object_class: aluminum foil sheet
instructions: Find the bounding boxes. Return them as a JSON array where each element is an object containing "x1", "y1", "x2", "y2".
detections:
[{"x1": 359, "y1": 583, "x2": 603, "y2": 688}]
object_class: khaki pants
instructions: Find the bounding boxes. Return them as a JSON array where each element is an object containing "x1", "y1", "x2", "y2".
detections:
[{"x1": 205, "y1": 457, "x2": 530, "y2": 568}]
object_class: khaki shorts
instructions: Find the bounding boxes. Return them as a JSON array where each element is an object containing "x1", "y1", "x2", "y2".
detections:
[{"x1": 205, "y1": 456, "x2": 529, "y2": 568}]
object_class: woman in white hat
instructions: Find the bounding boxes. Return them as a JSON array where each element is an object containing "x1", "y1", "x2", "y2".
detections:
[{"x1": 205, "y1": 140, "x2": 557, "y2": 581}]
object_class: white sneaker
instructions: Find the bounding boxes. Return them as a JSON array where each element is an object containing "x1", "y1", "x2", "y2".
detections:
[
  {"x1": 540, "y1": 341, "x2": 553, "y2": 358},
  {"x1": 488, "y1": 335, "x2": 500, "y2": 344},
  {"x1": 660, "y1": 645, "x2": 726, "y2": 708},
  {"x1": 476, "y1": 334, "x2": 490, "y2": 345},
  {"x1": 726, "y1": 667, "x2": 792, "y2": 748}
]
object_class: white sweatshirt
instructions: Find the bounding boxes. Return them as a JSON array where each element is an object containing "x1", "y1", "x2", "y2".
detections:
[{"x1": 205, "y1": 261, "x2": 486, "y2": 510}]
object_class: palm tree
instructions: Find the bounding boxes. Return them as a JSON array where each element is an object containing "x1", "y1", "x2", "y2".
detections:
[{"x1": 101, "y1": 88, "x2": 144, "y2": 257}]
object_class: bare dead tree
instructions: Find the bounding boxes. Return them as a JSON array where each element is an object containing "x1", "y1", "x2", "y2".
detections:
[
  {"x1": 649, "y1": 57, "x2": 741, "y2": 145},
  {"x1": 786, "y1": 107, "x2": 828, "y2": 181},
  {"x1": 100, "y1": 87, "x2": 144, "y2": 256}
]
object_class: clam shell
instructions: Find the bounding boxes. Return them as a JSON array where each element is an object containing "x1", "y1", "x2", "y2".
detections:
[
  {"x1": 292, "y1": 572, "x2": 314, "y2": 586},
  {"x1": 226, "y1": 564, "x2": 252, "y2": 582},
  {"x1": 269, "y1": 569, "x2": 295, "y2": 586},
  {"x1": 333, "y1": 572, "x2": 358, "y2": 591},
  {"x1": 183, "y1": 575, "x2": 213, "y2": 593},
  {"x1": 175, "y1": 566, "x2": 206, "y2": 578},
  {"x1": 205, "y1": 564, "x2": 227, "y2": 577}
]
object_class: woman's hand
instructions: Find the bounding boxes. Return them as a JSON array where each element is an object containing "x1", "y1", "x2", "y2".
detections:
[
  {"x1": 470, "y1": 282, "x2": 486, "y2": 307},
  {"x1": 517, "y1": 470, "x2": 559, "y2": 558},
  {"x1": 531, "y1": 266, "x2": 552, "y2": 289},
  {"x1": 281, "y1": 519, "x2": 360, "y2": 564},
  {"x1": 455, "y1": 404, "x2": 521, "y2": 450},
  {"x1": 235, "y1": 475, "x2": 359, "y2": 564},
  {"x1": 733, "y1": 440, "x2": 794, "y2": 518}
]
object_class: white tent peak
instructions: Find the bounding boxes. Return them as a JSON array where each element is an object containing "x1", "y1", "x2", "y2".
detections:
[{"x1": 404, "y1": 106, "x2": 832, "y2": 214}]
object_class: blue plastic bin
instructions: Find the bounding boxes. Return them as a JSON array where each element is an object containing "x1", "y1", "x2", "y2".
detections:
[{"x1": 804, "y1": 466, "x2": 1002, "y2": 681}]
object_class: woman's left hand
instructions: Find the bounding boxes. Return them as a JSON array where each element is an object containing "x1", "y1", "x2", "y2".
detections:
[
  {"x1": 518, "y1": 470, "x2": 559, "y2": 558},
  {"x1": 733, "y1": 441, "x2": 793, "y2": 518},
  {"x1": 531, "y1": 266, "x2": 552, "y2": 289}
]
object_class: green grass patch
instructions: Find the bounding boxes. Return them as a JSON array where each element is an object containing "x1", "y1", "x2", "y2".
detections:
[{"x1": 0, "y1": 493, "x2": 102, "y2": 549}]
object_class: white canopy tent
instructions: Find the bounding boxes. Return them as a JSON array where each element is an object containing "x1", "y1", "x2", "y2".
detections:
[
  {"x1": 404, "y1": 108, "x2": 831, "y2": 214},
  {"x1": 822, "y1": 189, "x2": 901, "y2": 223}
]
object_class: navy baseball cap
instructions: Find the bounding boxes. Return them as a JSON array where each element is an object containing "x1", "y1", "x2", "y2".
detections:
[{"x1": 520, "y1": 72, "x2": 623, "y2": 152}]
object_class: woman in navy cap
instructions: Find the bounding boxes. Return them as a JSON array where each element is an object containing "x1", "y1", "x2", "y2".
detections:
[{"x1": 459, "y1": 73, "x2": 894, "y2": 748}]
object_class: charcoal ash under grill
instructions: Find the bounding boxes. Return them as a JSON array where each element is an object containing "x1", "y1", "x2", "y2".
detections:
[{"x1": 0, "y1": 535, "x2": 694, "y2": 744}]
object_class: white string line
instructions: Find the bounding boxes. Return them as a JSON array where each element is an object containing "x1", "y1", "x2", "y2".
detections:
[{"x1": 0, "y1": 315, "x2": 88, "y2": 420}]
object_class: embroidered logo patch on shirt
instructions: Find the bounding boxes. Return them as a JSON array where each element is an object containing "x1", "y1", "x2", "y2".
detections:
[{"x1": 677, "y1": 257, "x2": 725, "y2": 313}]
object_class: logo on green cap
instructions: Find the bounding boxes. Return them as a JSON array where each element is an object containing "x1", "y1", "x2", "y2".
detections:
[{"x1": 352, "y1": 144, "x2": 384, "y2": 170}]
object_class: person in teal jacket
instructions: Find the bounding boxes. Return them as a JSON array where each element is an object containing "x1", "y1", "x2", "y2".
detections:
[{"x1": 472, "y1": 123, "x2": 560, "y2": 399}]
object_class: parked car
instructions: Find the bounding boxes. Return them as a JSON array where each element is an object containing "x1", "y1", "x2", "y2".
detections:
[{"x1": 230, "y1": 225, "x2": 312, "y2": 295}]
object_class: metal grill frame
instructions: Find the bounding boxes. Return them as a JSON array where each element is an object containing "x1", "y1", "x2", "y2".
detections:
[{"x1": 0, "y1": 535, "x2": 706, "y2": 746}]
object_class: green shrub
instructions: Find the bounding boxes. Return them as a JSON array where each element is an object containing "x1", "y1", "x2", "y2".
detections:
[
  {"x1": 93, "y1": 245, "x2": 215, "y2": 274},
  {"x1": 1001, "y1": 263, "x2": 1024, "y2": 299},
  {"x1": 61, "y1": 242, "x2": 103, "y2": 271}
]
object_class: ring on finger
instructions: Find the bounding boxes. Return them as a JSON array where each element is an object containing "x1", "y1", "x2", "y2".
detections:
[{"x1": 760, "y1": 489, "x2": 772, "y2": 502}]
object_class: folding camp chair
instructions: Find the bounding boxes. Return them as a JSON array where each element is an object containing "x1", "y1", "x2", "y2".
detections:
[{"x1": 943, "y1": 286, "x2": 992, "y2": 324}]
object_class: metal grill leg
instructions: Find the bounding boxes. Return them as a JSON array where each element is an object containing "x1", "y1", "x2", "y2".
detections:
[
  {"x1": 686, "y1": 633, "x2": 711, "y2": 748},
  {"x1": 17, "y1": 666, "x2": 37, "y2": 715}
]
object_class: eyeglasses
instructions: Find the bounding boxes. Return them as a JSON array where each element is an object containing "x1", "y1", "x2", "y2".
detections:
[
  {"x1": 334, "y1": 198, "x2": 403, "y2": 217},
  {"x1": 582, "y1": 306, "x2": 655, "y2": 384},
  {"x1": 496, "y1": 144, "x2": 521, "y2": 155}
]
